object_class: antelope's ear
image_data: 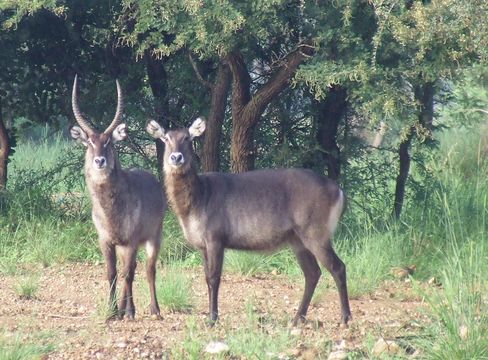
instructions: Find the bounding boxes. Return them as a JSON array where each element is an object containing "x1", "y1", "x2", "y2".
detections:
[
  {"x1": 70, "y1": 126, "x2": 89, "y2": 146},
  {"x1": 189, "y1": 117, "x2": 206, "y2": 139},
  {"x1": 112, "y1": 123, "x2": 127, "y2": 143},
  {"x1": 146, "y1": 120, "x2": 167, "y2": 142}
]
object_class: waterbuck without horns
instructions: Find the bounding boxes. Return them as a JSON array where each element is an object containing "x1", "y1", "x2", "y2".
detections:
[
  {"x1": 70, "y1": 75, "x2": 167, "y2": 319},
  {"x1": 146, "y1": 117, "x2": 351, "y2": 326}
]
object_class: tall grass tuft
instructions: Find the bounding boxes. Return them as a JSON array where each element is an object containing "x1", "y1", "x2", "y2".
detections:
[
  {"x1": 0, "y1": 333, "x2": 54, "y2": 360},
  {"x1": 0, "y1": 218, "x2": 100, "y2": 268},
  {"x1": 409, "y1": 124, "x2": 488, "y2": 358},
  {"x1": 157, "y1": 266, "x2": 193, "y2": 312},
  {"x1": 14, "y1": 275, "x2": 40, "y2": 300},
  {"x1": 419, "y1": 240, "x2": 488, "y2": 359}
]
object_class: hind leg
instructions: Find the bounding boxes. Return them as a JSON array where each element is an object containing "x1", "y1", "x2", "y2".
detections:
[
  {"x1": 145, "y1": 238, "x2": 161, "y2": 318},
  {"x1": 290, "y1": 242, "x2": 322, "y2": 325},
  {"x1": 309, "y1": 242, "x2": 351, "y2": 325}
]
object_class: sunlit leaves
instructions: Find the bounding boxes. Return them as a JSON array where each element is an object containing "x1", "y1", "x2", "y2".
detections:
[{"x1": 0, "y1": 0, "x2": 65, "y2": 30}]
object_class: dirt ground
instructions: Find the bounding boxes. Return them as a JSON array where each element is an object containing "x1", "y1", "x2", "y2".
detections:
[{"x1": 0, "y1": 263, "x2": 429, "y2": 359}]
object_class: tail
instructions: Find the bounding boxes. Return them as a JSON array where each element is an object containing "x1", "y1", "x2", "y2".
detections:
[{"x1": 327, "y1": 188, "x2": 344, "y2": 237}]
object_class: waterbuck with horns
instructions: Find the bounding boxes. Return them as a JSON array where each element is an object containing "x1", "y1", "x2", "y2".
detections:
[
  {"x1": 146, "y1": 117, "x2": 351, "y2": 326},
  {"x1": 70, "y1": 75, "x2": 167, "y2": 319}
]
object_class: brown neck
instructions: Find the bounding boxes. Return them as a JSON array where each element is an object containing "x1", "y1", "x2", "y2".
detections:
[
  {"x1": 164, "y1": 166, "x2": 201, "y2": 218},
  {"x1": 85, "y1": 160, "x2": 126, "y2": 215}
]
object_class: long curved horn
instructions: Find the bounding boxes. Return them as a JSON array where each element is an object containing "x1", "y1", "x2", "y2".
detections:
[
  {"x1": 72, "y1": 75, "x2": 95, "y2": 135},
  {"x1": 103, "y1": 79, "x2": 124, "y2": 134}
]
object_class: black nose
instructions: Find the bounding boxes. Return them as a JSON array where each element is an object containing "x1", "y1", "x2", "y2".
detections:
[
  {"x1": 170, "y1": 153, "x2": 183, "y2": 164},
  {"x1": 94, "y1": 157, "x2": 106, "y2": 167}
]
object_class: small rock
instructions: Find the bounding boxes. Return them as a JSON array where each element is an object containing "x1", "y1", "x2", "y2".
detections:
[
  {"x1": 290, "y1": 328, "x2": 302, "y2": 336},
  {"x1": 411, "y1": 348, "x2": 422, "y2": 358},
  {"x1": 288, "y1": 347, "x2": 302, "y2": 357},
  {"x1": 459, "y1": 324, "x2": 469, "y2": 340},
  {"x1": 390, "y1": 265, "x2": 416, "y2": 279},
  {"x1": 372, "y1": 338, "x2": 400, "y2": 357},
  {"x1": 204, "y1": 341, "x2": 229, "y2": 354},
  {"x1": 302, "y1": 348, "x2": 318, "y2": 360},
  {"x1": 428, "y1": 277, "x2": 441, "y2": 286},
  {"x1": 116, "y1": 342, "x2": 128, "y2": 348},
  {"x1": 333, "y1": 339, "x2": 346, "y2": 350},
  {"x1": 328, "y1": 350, "x2": 348, "y2": 360}
]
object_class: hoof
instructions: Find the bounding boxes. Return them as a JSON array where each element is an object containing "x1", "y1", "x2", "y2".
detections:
[
  {"x1": 106, "y1": 313, "x2": 118, "y2": 322},
  {"x1": 341, "y1": 313, "x2": 352, "y2": 327},
  {"x1": 150, "y1": 305, "x2": 161, "y2": 319},
  {"x1": 206, "y1": 317, "x2": 218, "y2": 328},
  {"x1": 124, "y1": 310, "x2": 135, "y2": 320},
  {"x1": 292, "y1": 315, "x2": 307, "y2": 327},
  {"x1": 151, "y1": 313, "x2": 162, "y2": 320}
]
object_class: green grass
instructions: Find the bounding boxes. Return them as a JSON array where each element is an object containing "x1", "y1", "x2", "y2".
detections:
[
  {"x1": 14, "y1": 275, "x2": 40, "y2": 300},
  {"x1": 0, "y1": 332, "x2": 55, "y2": 360},
  {"x1": 224, "y1": 300, "x2": 297, "y2": 358},
  {"x1": 10, "y1": 124, "x2": 71, "y2": 169},
  {"x1": 160, "y1": 212, "x2": 196, "y2": 264},
  {"x1": 417, "y1": 236, "x2": 488, "y2": 359},
  {"x1": 224, "y1": 249, "x2": 299, "y2": 276},
  {"x1": 170, "y1": 299, "x2": 303, "y2": 359},
  {"x1": 157, "y1": 266, "x2": 193, "y2": 312},
  {"x1": 93, "y1": 287, "x2": 118, "y2": 321},
  {"x1": 0, "y1": 218, "x2": 100, "y2": 269}
]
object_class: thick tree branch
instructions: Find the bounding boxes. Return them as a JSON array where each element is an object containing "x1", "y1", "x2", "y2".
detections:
[
  {"x1": 251, "y1": 40, "x2": 315, "y2": 115},
  {"x1": 0, "y1": 97, "x2": 10, "y2": 189},
  {"x1": 202, "y1": 63, "x2": 231, "y2": 172},
  {"x1": 188, "y1": 53, "x2": 213, "y2": 90},
  {"x1": 226, "y1": 52, "x2": 252, "y2": 116}
]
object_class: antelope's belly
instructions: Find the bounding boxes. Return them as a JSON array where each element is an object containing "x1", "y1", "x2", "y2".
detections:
[{"x1": 181, "y1": 215, "x2": 205, "y2": 250}]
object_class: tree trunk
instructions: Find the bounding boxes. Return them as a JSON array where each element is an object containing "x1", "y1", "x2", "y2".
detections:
[
  {"x1": 416, "y1": 82, "x2": 434, "y2": 132},
  {"x1": 0, "y1": 97, "x2": 10, "y2": 190},
  {"x1": 145, "y1": 51, "x2": 169, "y2": 180},
  {"x1": 201, "y1": 63, "x2": 231, "y2": 172},
  {"x1": 227, "y1": 42, "x2": 314, "y2": 173},
  {"x1": 393, "y1": 81, "x2": 434, "y2": 219},
  {"x1": 393, "y1": 127, "x2": 414, "y2": 219},
  {"x1": 313, "y1": 86, "x2": 347, "y2": 181}
]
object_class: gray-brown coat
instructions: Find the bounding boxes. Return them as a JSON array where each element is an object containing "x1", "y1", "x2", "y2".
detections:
[
  {"x1": 147, "y1": 117, "x2": 351, "y2": 325},
  {"x1": 71, "y1": 76, "x2": 167, "y2": 319}
]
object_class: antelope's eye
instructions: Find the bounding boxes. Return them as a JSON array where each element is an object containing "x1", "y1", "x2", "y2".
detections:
[{"x1": 183, "y1": 135, "x2": 190, "y2": 142}]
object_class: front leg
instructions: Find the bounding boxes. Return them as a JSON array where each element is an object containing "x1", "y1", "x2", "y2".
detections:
[
  {"x1": 100, "y1": 243, "x2": 117, "y2": 319},
  {"x1": 202, "y1": 241, "x2": 224, "y2": 325},
  {"x1": 117, "y1": 246, "x2": 138, "y2": 320}
]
